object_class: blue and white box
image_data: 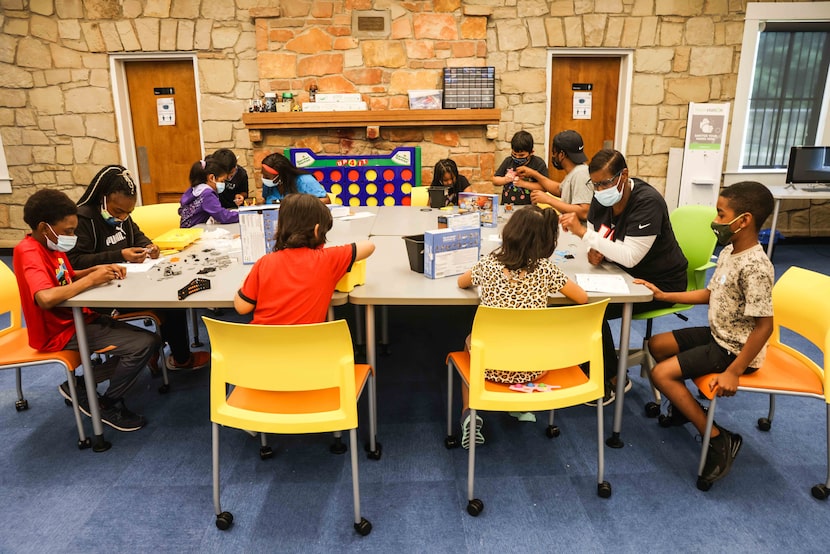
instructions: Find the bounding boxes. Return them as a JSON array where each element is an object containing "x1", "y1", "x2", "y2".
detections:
[
  {"x1": 238, "y1": 204, "x2": 280, "y2": 264},
  {"x1": 424, "y1": 227, "x2": 481, "y2": 279}
]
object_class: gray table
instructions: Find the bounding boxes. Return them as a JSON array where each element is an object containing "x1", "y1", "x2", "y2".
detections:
[{"x1": 766, "y1": 185, "x2": 830, "y2": 257}]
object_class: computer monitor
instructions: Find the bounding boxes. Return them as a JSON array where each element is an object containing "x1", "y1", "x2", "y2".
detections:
[{"x1": 786, "y1": 146, "x2": 830, "y2": 186}]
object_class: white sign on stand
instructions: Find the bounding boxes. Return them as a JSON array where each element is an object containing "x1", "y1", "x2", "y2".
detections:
[{"x1": 677, "y1": 102, "x2": 730, "y2": 208}]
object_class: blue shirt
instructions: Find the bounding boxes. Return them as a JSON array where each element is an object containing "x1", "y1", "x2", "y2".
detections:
[{"x1": 263, "y1": 174, "x2": 327, "y2": 204}]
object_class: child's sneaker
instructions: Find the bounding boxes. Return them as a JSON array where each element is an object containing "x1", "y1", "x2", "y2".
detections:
[
  {"x1": 58, "y1": 376, "x2": 92, "y2": 417},
  {"x1": 166, "y1": 351, "x2": 210, "y2": 371},
  {"x1": 701, "y1": 425, "x2": 742, "y2": 482},
  {"x1": 100, "y1": 398, "x2": 146, "y2": 432},
  {"x1": 461, "y1": 413, "x2": 485, "y2": 449}
]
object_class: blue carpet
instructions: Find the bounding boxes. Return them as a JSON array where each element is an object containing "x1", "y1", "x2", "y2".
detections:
[{"x1": 1, "y1": 240, "x2": 829, "y2": 552}]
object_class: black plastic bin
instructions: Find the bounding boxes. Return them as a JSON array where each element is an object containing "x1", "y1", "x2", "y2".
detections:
[{"x1": 402, "y1": 234, "x2": 425, "y2": 273}]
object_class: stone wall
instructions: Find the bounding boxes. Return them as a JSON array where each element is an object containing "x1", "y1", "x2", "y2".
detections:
[{"x1": 0, "y1": 0, "x2": 826, "y2": 247}]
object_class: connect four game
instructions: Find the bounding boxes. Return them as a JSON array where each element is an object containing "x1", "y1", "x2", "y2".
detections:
[{"x1": 287, "y1": 147, "x2": 421, "y2": 206}]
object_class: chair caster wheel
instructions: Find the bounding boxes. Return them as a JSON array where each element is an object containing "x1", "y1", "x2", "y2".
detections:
[
  {"x1": 78, "y1": 437, "x2": 92, "y2": 450},
  {"x1": 757, "y1": 417, "x2": 771, "y2": 432},
  {"x1": 354, "y1": 517, "x2": 372, "y2": 536},
  {"x1": 15, "y1": 399, "x2": 29, "y2": 411},
  {"x1": 644, "y1": 402, "x2": 660, "y2": 418},
  {"x1": 158, "y1": 384, "x2": 170, "y2": 395},
  {"x1": 444, "y1": 435, "x2": 460, "y2": 449},
  {"x1": 466, "y1": 499, "x2": 484, "y2": 516},
  {"x1": 215, "y1": 511, "x2": 233, "y2": 530},
  {"x1": 259, "y1": 446, "x2": 273, "y2": 460},
  {"x1": 696, "y1": 477, "x2": 712, "y2": 491},
  {"x1": 366, "y1": 443, "x2": 382, "y2": 461},
  {"x1": 545, "y1": 425, "x2": 560, "y2": 438},
  {"x1": 330, "y1": 438, "x2": 347, "y2": 455},
  {"x1": 811, "y1": 484, "x2": 829, "y2": 500},
  {"x1": 597, "y1": 481, "x2": 612, "y2": 498}
]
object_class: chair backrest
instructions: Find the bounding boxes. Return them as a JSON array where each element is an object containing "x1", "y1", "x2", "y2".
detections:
[
  {"x1": 468, "y1": 300, "x2": 608, "y2": 409},
  {"x1": 202, "y1": 317, "x2": 358, "y2": 433},
  {"x1": 130, "y1": 203, "x2": 181, "y2": 240},
  {"x1": 669, "y1": 205, "x2": 718, "y2": 291},
  {"x1": 767, "y1": 267, "x2": 830, "y2": 385},
  {"x1": 410, "y1": 186, "x2": 428, "y2": 207},
  {"x1": 0, "y1": 262, "x2": 22, "y2": 339}
]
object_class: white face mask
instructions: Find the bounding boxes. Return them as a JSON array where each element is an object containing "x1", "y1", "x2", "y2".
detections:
[
  {"x1": 45, "y1": 223, "x2": 78, "y2": 252},
  {"x1": 594, "y1": 174, "x2": 625, "y2": 207},
  {"x1": 215, "y1": 181, "x2": 226, "y2": 194},
  {"x1": 261, "y1": 177, "x2": 275, "y2": 188}
]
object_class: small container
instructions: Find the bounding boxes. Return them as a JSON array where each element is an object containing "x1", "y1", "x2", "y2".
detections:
[
  {"x1": 402, "y1": 234, "x2": 425, "y2": 273},
  {"x1": 309, "y1": 83, "x2": 318, "y2": 102},
  {"x1": 263, "y1": 92, "x2": 277, "y2": 112}
]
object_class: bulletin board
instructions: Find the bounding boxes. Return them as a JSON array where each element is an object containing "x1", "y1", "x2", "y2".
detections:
[{"x1": 287, "y1": 147, "x2": 421, "y2": 206}]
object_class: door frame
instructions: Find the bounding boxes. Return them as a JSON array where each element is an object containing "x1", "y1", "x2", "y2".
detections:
[
  {"x1": 544, "y1": 48, "x2": 634, "y2": 162},
  {"x1": 109, "y1": 52, "x2": 205, "y2": 205}
]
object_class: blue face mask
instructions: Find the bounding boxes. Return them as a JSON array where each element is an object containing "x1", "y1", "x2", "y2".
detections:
[
  {"x1": 594, "y1": 174, "x2": 625, "y2": 207},
  {"x1": 45, "y1": 223, "x2": 77, "y2": 252},
  {"x1": 215, "y1": 181, "x2": 226, "y2": 194},
  {"x1": 511, "y1": 156, "x2": 530, "y2": 166}
]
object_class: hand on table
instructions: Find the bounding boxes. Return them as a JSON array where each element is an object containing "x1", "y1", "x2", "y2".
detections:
[
  {"x1": 90, "y1": 264, "x2": 126, "y2": 285},
  {"x1": 122, "y1": 247, "x2": 149, "y2": 263},
  {"x1": 234, "y1": 194, "x2": 245, "y2": 207},
  {"x1": 632, "y1": 278, "x2": 665, "y2": 301},
  {"x1": 586, "y1": 248, "x2": 605, "y2": 266}
]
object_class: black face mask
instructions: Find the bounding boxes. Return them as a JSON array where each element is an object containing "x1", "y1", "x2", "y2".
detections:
[{"x1": 551, "y1": 152, "x2": 564, "y2": 171}]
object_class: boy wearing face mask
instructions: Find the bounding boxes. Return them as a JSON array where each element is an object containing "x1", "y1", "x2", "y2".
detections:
[
  {"x1": 560, "y1": 149, "x2": 687, "y2": 405},
  {"x1": 493, "y1": 130, "x2": 549, "y2": 206},
  {"x1": 634, "y1": 181, "x2": 775, "y2": 485},
  {"x1": 179, "y1": 158, "x2": 239, "y2": 227},
  {"x1": 521, "y1": 130, "x2": 594, "y2": 220},
  {"x1": 13, "y1": 189, "x2": 161, "y2": 432}
]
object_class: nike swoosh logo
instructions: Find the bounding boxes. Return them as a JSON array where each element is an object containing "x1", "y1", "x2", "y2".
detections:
[{"x1": 638, "y1": 223, "x2": 651, "y2": 229}]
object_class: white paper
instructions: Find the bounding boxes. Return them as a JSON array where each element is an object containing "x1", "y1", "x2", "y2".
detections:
[
  {"x1": 339, "y1": 211, "x2": 375, "y2": 221},
  {"x1": 575, "y1": 274, "x2": 629, "y2": 294},
  {"x1": 122, "y1": 258, "x2": 164, "y2": 274}
]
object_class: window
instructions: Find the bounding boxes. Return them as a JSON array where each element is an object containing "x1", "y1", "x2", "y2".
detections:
[
  {"x1": 743, "y1": 24, "x2": 830, "y2": 169},
  {"x1": 725, "y1": 3, "x2": 830, "y2": 181}
]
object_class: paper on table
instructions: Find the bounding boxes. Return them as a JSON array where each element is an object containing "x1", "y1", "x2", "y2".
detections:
[
  {"x1": 123, "y1": 258, "x2": 164, "y2": 274},
  {"x1": 575, "y1": 274, "x2": 629, "y2": 294},
  {"x1": 339, "y1": 211, "x2": 375, "y2": 221}
]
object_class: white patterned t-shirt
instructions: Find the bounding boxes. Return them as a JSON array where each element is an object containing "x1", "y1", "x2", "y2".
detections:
[{"x1": 707, "y1": 243, "x2": 774, "y2": 368}]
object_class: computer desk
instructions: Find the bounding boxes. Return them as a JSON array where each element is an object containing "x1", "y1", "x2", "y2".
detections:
[
  {"x1": 60, "y1": 222, "x2": 361, "y2": 452},
  {"x1": 766, "y1": 185, "x2": 830, "y2": 258},
  {"x1": 349, "y1": 215, "x2": 653, "y2": 450}
]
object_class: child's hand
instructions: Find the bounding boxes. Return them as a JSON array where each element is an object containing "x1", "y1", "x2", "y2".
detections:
[
  {"x1": 530, "y1": 190, "x2": 552, "y2": 205},
  {"x1": 122, "y1": 247, "x2": 148, "y2": 263},
  {"x1": 234, "y1": 194, "x2": 244, "y2": 206},
  {"x1": 90, "y1": 264, "x2": 125, "y2": 285},
  {"x1": 145, "y1": 244, "x2": 160, "y2": 259},
  {"x1": 632, "y1": 278, "x2": 664, "y2": 300},
  {"x1": 709, "y1": 372, "x2": 739, "y2": 397}
]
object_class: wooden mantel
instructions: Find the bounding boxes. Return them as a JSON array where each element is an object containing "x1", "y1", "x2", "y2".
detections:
[{"x1": 242, "y1": 108, "x2": 501, "y2": 137}]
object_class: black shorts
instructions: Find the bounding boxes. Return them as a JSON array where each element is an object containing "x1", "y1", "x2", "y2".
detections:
[{"x1": 673, "y1": 327, "x2": 757, "y2": 380}]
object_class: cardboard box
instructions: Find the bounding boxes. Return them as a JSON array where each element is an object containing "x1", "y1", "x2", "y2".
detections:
[
  {"x1": 315, "y1": 93, "x2": 363, "y2": 103},
  {"x1": 437, "y1": 211, "x2": 481, "y2": 230},
  {"x1": 238, "y1": 204, "x2": 280, "y2": 264},
  {"x1": 301, "y1": 101, "x2": 368, "y2": 112},
  {"x1": 457, "y1": 192, "x2": 499, "y2": 227},
  {"x1": 424, "y1": 227, "x2": 481, "y2": 279},
  {"x1": 408, "y1": 89, "x2": 442, "y2": 110}
]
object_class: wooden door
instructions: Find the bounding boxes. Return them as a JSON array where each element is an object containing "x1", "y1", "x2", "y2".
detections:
[
  {"x1": 125, "y1": 60, "x2": 202, "y2": 204},
  {"x1": 548, "y1": 57, "x2": 620, "y2": 180}
]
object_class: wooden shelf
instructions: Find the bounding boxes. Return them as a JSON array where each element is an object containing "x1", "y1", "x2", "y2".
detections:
[{"x1": 242, "y1": 108, "x2": 501, "y2": 130}]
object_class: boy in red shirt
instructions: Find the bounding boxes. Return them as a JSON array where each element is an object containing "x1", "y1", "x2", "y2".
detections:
[{"x1": 13, "y1": 189, "x2": 161, "y2": 432}]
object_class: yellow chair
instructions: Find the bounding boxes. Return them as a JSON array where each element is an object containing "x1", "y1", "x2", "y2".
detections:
[
  {"x1": 410, "y1": 186, "x2": 428, "y2": 207},
  {"x1": 202, "y1": 317, "x2": 375, "y2": 534},
  {"x1": 692, "y1": 266, "x2": 830, "y2": 497},
  {"x1": 129, "y1": 202, "x2": 181, "y2": 241},
  {"x1": 444, "y1": 301, "x2": 611, "y2": 515},
  {"x1": 634, "y1": 205, "x2": 718, "y2": 419},
  {"x1": 0, "y1": 262, "x2": 91, "y2": 449}
]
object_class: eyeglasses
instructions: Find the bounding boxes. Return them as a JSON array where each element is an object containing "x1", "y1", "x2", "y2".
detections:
[{"x1": 588, "y1": 170, "x2": 623, "y2": 190}]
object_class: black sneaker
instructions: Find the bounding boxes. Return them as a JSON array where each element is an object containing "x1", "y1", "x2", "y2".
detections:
[
  {"x1": 658, "y1": 401, "x2": 707, "y2": 428},
  {"x1": 701, "y1": 425, "x2": 742, "y2": 482},
  {"x1": 100, "y1": 398, "x2": 146, "y2": 432},
  {"x1": 58, "y1": 377, "x2": 92, "y2": 417}
]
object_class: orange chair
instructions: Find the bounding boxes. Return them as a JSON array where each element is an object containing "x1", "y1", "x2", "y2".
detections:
[
  {"x1": 0, "y1": 262, "x2": 91, "y2": 449},
  {"x1": 692, "y1": 267, "x2": 830, "y2": 497}
]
